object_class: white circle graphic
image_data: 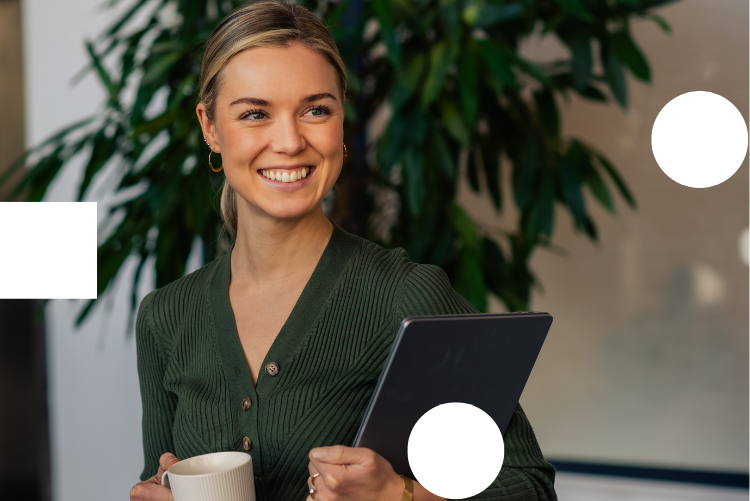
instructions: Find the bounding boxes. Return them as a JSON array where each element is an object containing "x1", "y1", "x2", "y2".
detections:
[
  {"x1": 651, "y1": 91, "x2": 747, "y2": 188},
  {"x1": 408, "y1": 402, "x2": 504, "y2": 499}
]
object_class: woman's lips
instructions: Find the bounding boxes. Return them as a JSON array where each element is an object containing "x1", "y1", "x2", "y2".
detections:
[{"x1": 257, "y1": 166, "x2": 316, "y2": 191}]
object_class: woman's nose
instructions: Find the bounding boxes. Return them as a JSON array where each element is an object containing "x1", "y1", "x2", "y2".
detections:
[{"x1": 270, "y1": 115, "x2": 306, "y2": 156}]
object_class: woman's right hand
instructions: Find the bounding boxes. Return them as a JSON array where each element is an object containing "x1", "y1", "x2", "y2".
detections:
[{"x1": 130, "y1": 452, "x2": 181, "y2": 501}]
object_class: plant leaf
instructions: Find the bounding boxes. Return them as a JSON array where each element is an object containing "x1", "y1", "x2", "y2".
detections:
[
  {"x1": 556, "y1": 156, "x2": 586, "y2": 226},
  {"x1": 557, "y1": 0, "x2": 595, "y2": 23},
  {"x1": 479, "y1": 138, "x2": 502, "y2": 211},
  {"x1": 570, "y1": 33, "x2": 592, "y2": 90},
  {"x1": 480, "y1": 236, "x2": 507, "y2": 295},
  {"x1": 78, "y1": 130, "x2": 118, "y2": 200},
  {"x1": 458, "y1": 42, "x2": 479, "y2": 125},
  {"x1": 465, "y1": 1, "x2": 524, "y2": 28},
  {"x1": 603, "y1": 43, "x2": 627, "y2": 108},
  {"x1": 421, "y1": 42, "x2": 455, "y2": 108},
  {"x1": 439, "y1": 100, "x2": 471, "y2": 146},
  {"x1": 404, "y1": 149, "x2": 425, "y2": 216},
  {"x1": 527, "y1": 175, "x2": 555, "y2": 240},
  {"x1": 142, "y1": 52, "x2": 182, "y2": 85},
  {"x1": 594, "y1": 151, "x2": 637, "y2": 209},
  {"x1": 612, "y1": 30, "x2": 651, "y2": 82},
  {"x1": 438, "y1": 0, "x2": 461, "y2": 47},
  {"x1": 429, "y1": 224, "x2": 455, "y2": 266},
  {"x1": 575, "y1": 82, "x2": 608, "y2": 101},
  {"x1": 85, "y1": 40, "x2": 118, "y2": 105},
  {"x1": 392, "y1": 53, "x2": 426, "y2": 112},
  {"x1": 533, "y1": 87, "x2": 560, "y2": 138},
  {"x1": 646, "y1": 13, "x2": 671, "y2": 33},
  {"x1": 512, "y1": 134, "x2": 536, "y2": 210},
  {"x1": 477, "y1": 40, "x2": 517, "y2": 89},
  {"x1": 455, "y1": 248, "x2": 488, "y2": 311},
  {"x1": 427, "y1": 124, "x2": 456, "y2": 181},
  {"x1": 583, "y1": 158, "x2": 615, "y2": 213}
]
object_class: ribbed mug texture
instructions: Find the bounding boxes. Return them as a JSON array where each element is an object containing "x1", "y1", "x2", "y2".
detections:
[{"x1": 165, "y1": 453, "x2": 255, "y2": 501}]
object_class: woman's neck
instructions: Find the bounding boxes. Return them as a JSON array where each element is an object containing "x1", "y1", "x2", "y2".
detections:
[{"x1": 230, "y1": 205, "x2": 333, "y2": 288}]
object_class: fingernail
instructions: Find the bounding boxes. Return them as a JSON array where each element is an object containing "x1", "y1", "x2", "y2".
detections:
[{"x1": 311, "y1": 449, "x2": 324, "y2": 459}]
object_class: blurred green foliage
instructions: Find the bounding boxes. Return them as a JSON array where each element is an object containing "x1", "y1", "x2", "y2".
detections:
[{"x1": 0, "y1": 0, "x2": 676, "y2": 331}]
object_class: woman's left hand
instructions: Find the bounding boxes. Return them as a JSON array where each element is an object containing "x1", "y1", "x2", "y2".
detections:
[{"x1": 305, "y1": 445, "x2": 404, "y2": 501}]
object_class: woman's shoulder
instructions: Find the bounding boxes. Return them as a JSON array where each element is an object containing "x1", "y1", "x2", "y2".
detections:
[
  {"x1": 341, "y1": 232, "x2": 465, "y2": 302},
  {"x1": 343, "y1": 232, "x2": 455, "y2": 287},
  {"x1": 136, "y1": 254, "x2": 224, "y2": 338},
  {"x1": 339, "y1": 232, "x2": 479, "y2": 321},
  {"x1": 344, "y1": 231, "x2": 417, "y2": 281}
]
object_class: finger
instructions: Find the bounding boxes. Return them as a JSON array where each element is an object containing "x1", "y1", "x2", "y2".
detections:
[
  {"x1": 159, "y1": 452, "x2": 180, "y2": 471},
  {"x1": 310, "y1": 445, "x2": 365, "y2": 465},
  {"x1": 144, "y1": 474, "x2": 160, "y2": 485},
  {"x1": 308, "y1": 461, "x2": 320, "y2": 477},
  {"x1": 307, "y1": 471, "x2": 323, "y2": 495},
  {"x1": 305, "y1": 480, "x2": 319, "y2": 501},
  {"x1": 308, "y1": 461, "x2": 327, "y2": 489},
  {"x1": 130, "y1": 481, "x2": 174, "y2": 501},
  {"x1": 308, "y1": 459, "x2": 341, "y2": 491}
]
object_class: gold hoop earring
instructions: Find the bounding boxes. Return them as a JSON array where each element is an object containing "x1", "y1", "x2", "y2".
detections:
[
  {"x1": 343, "y1": 143, "x2": 348, "y2": 160},
  {"x1": 208, "y1": 150, "x2": 223, "y2": 172}
]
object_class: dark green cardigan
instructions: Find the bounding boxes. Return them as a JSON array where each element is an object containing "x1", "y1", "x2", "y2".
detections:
[{"x1": 135, "y1": 219, "x2": 556, "y2": 500}]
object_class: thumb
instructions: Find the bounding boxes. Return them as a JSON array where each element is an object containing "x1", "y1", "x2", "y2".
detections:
[{"x1": 310, "y1": 445, "x2": 362, "y2": 465}]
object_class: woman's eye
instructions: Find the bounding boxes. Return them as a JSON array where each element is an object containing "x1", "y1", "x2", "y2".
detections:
[
  {"x1": 308, "y1": 106, "x2": 331, "y2": 117},
  {"x1": 242, "y1": 110, "x2": 266, "y2": 120}
]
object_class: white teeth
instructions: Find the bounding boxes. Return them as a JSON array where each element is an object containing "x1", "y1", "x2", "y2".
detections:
[{"x1": 261, "y1": 167, "x2": 311, "y2": 182}]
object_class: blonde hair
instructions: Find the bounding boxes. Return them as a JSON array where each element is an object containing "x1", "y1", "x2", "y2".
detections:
[{"x1": 199, "y1": 0, "x2": 348, "y2": 241}]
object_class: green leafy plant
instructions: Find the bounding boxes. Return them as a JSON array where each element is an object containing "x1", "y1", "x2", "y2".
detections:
[{"x1": 0, "y1": 0, "x2": 676, "y2": 331}]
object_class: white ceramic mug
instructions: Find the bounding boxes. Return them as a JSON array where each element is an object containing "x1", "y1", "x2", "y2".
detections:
[{"x1": 161, "y1": 451, "x2": 255, "y2": 501}]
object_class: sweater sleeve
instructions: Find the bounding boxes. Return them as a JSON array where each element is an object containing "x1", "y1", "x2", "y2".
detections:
[
  {"x1": 395, "y1": 264, "x2": 557, "y2": 500},
  {"x1": 135, "y1": 290, "x2": 177, "y2": 481}
]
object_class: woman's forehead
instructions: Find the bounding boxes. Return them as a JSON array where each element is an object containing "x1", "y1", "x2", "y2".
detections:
[{"x1": 219, "y1": 43, "x2": 339, "y2": 104}]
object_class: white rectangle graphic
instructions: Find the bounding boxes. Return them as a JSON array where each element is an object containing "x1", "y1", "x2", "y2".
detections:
[{"x1": 0, "y1": 202, "x2": 97, "y2": 298}]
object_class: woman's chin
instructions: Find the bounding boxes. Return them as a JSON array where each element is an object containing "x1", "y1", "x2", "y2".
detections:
[{"x1": 258, "y1": 202, "x2": 320, "y2": 221}]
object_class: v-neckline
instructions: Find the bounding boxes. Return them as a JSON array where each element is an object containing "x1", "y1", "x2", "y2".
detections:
[{"x1": 209, "y1": 218, "x2": 359, "y2": 402}]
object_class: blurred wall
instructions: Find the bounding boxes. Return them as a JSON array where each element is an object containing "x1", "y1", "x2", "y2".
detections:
[{"x1": 460, "y1": 0, "x2": 749, "y2": 472}]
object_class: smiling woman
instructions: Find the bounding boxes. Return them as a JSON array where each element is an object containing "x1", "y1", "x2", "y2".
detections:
[{"x1": 129, "y1": 2, "x2": 555, "y2": 501}]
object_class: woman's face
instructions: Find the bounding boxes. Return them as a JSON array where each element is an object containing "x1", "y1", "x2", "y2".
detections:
[{"x1": 197, "y1": 42, "x2": 345, "y2": 222}]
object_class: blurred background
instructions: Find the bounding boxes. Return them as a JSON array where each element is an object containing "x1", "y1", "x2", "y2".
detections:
[{"x1": 0, "y1": 0, "x2": 747, "y2": 500}]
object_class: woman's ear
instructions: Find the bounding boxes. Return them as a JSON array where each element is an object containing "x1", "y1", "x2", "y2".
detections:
[{"x1": 196, "y1": 102, "x2": 220, "y2": 153}]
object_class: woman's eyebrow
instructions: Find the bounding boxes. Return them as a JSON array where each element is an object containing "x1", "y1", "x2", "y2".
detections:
[{"x1": 229, "y1": 92, "x2": 337, "y2": 107}]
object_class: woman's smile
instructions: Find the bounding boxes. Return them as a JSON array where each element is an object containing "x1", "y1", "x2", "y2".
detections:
[{"x1": 257, "y1": 165, "x2": 317, "y2": 191}]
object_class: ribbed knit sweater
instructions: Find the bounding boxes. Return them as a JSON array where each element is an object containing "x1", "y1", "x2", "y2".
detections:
[{"x1": 136, "y1": 219, "x2": 556, "y2": 500}]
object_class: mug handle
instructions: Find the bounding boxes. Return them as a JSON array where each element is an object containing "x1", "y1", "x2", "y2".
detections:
[{"x1": 161, "y1": 470, "x2": 171, "y2": 489}]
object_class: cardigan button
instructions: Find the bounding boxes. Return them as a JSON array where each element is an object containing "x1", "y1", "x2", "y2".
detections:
[
  {"x1": 265, "y1": 361, "x2": 279, "y2": 376},
  {"x1": 243, "y1": 436, "x2": 252, "y2": 451},
  {"x1": 242, "y1": 397, "x2": 252, "y2": 411}
]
